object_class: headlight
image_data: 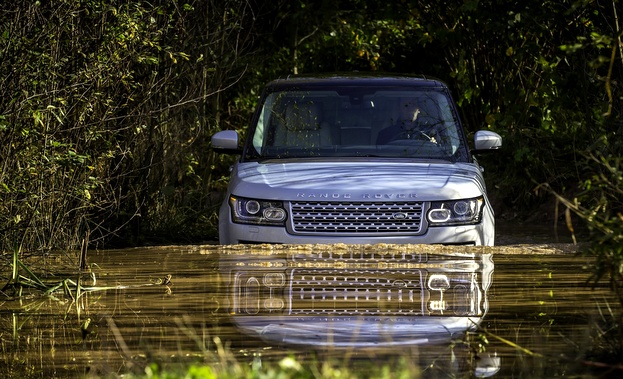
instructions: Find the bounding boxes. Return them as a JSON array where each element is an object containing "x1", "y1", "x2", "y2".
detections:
[
  {"x1": 230, "y1": 196, "x2": 287, "y2": 225},
  {"x1": 427, "y1": 196, "x2": 484, "y2": 226}
]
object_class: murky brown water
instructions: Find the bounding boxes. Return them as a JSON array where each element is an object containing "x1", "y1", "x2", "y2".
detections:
[{"x1": 1, "y1": 235, "x2": 621, "y2": 378}]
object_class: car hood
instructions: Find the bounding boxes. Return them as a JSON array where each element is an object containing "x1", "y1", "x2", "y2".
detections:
[{"x1": 229, "y1": 160, "x2": 486, "y2": 201}]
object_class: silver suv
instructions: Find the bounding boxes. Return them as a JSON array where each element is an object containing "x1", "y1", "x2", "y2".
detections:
[{"x1": 212, "y1": 75, "x2": 502, "y2": 245}]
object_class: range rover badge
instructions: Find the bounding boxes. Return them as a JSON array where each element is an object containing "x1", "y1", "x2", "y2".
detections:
[{"x1": 392, "y1": 212, "x2": 408, "y2": 220}]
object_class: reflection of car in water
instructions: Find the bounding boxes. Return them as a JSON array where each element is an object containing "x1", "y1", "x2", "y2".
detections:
[{"x1": 219, "y1": 247, "x2": 500, "y2": 377}]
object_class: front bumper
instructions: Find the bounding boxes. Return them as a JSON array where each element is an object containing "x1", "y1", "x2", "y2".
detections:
[{"x1": 219, "y1": 203, "x2": 495, "y2": 245}]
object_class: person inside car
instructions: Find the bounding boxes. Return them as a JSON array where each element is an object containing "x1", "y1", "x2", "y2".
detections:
[{"x1": 376, "y1": 97, "x2": 438, "y2": 145}]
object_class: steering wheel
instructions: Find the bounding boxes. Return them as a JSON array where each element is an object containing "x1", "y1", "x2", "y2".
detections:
[{"x1": 388, "y1": 129, "x2": 435, "y2": 143}]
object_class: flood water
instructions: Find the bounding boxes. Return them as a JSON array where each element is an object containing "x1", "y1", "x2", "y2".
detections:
[{"x1": 1, "y1": 227, "x2": 622, "y2": 378}]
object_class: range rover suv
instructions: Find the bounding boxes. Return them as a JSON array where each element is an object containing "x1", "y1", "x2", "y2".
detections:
[{"x1": 212, "y1": 74, "x2": 502, "y2": 245}]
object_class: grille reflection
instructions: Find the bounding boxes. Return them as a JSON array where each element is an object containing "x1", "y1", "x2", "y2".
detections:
[
  {"x1": 225, "y1": 249, "x2": 493, "y2": 349},
  {"x1": 290, "y1": 269, "x2": 425, "y2": 316}
]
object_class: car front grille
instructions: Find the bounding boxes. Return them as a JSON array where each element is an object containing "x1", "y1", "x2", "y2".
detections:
[{"x1": 289, "y1": 201, "x2": 425, "y2": 235}]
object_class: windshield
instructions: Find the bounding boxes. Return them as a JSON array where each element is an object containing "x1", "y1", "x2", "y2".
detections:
[{"x1": 246, "y1": 87, "x2": 468, "y2": 162}]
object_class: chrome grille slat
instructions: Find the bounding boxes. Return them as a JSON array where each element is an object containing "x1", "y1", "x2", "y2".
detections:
[{"x1": 290, "y1": 201, "x2": 424, "y2": 234}]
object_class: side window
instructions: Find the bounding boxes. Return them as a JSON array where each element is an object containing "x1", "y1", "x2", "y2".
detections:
[
  {"x1": 251, "y1": 93, "x2": 282, "y2": 154},
  {"x1": 252, "y1": 102, "x2": 268, "y2": 153}
]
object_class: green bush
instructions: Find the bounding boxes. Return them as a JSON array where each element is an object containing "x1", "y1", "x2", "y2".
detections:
[{"x1": 0, "y1": 1, "x2": 258, "y2": 252}]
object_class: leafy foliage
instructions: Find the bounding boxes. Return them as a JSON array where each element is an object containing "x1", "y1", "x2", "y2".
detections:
[{"x1": 0, "y1": 0, "x2": 256, "y2": 252}]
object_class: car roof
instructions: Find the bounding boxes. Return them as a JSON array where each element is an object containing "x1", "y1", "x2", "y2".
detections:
[{"x1": 265, "y1": 73, "x2": 448, "y2": 90}]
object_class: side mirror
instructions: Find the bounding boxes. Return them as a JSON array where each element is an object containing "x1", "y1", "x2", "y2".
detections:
[
  {"x1": 472, "y1": 130, "x2": 502, "y2": 154},
  {"x1": 211, "y1": 130, "x2": 242, "y2": 154}
]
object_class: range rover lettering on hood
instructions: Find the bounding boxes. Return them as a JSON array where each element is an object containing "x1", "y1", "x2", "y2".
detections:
[{"x1": 295, "y1": 193, "x2": 418, "y2": 199}]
